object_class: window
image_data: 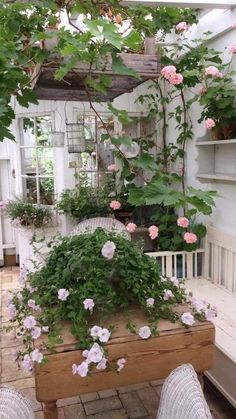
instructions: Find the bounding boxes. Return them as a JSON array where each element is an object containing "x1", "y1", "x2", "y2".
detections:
[{"x1": 19, "y1": 115, "x2": 55, "y2": 205}]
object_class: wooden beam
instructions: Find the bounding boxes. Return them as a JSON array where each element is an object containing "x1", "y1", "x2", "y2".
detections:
[{"x1": 122, "y1": 0, "x2": 236, "y2": 9}]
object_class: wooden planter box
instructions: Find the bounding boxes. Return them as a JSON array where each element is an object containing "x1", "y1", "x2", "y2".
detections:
[{"x1": 35, "y1": 310, "x2": 215, "y2": 418}]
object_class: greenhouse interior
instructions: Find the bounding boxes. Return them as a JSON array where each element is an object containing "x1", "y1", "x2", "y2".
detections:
[{"x1": 1, "y1": 1, "x2": 236, "y2": 418}]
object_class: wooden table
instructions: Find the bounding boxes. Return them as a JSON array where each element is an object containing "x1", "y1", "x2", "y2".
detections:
[{"x1": 35, "y1": 310, "x2": 215, "y2": 419}]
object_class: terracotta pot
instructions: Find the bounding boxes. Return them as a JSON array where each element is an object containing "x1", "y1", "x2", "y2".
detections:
[
  {"x1": 222, "y1": 124, "x2": 236, "y2": 139},
  {"x1": 211, "y1": 127, "x2": 224, "y2": 141}
]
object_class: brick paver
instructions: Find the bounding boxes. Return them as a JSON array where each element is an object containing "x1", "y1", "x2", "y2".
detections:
[{"x1": 0, "y1": 267, "x2": 235, "y2": 419}]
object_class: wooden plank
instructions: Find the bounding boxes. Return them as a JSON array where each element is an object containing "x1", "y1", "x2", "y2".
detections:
[
  {"x1": 35, "y1": 323, "x2": 214, "y2": 402},
  {"x1": 187, "y1": 252, "x2": 193, "y2": 278},
  {"x1": 165, "y1": 254, "x2": 172, "y2": 277},
  {"x1": 121, "y1": 0, "x2": 236, "y2": 8}
]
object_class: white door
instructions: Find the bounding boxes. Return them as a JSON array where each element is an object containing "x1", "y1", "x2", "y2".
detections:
[{"x1": 0, "y1": 159, "x2": 16, "y2": 265}]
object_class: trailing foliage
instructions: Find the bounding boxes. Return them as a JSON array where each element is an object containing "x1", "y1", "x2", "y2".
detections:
[{"x1": 5, "y1": 199, "x2": 53, "y2": 228}]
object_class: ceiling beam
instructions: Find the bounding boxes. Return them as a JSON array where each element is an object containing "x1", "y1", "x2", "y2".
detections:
[{"x1": 122, "y1": 0, "x2": 236, "y2": 9}]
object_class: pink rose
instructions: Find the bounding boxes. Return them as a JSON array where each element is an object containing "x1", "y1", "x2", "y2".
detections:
[
  {"x1": 204, "y1": 118, "x2": 215, "y2": 130},
  {"x1": 205, "y1": 66, "x2": 222, "y2": 78},
  {"x1": 110, "y1": 200, "x2": 121, "y2": 210},
  {"x1": 176, "y1": 21, "x2": 188, "y2": 31},
  {"x1": 198, "y1": 86, "x2": 206, "y2": 95},
  {"x1": 126, "y1": 222, "x2": 137, "y2": 233},
  {"x1": 107, "y1": 164, "x2": 117, "y2": 172},
  {"x1": 169, "y1": 73, "x2": 183, "y2": 85},
  {"x1": 184, "y1": 232, "x2": 197, "y2": 244},
  {"x1": 148, "y1": 225, "x2": 159, "y2": 240},
  {"x1": 177, "y1": 217, "x2": 189, "y2": 228},
  {"x1": 229, "y1": 44, "x2": 236, "y2": 54},
  {"x1": 161, "y1": 65, "x2": 176, "y2": 79}
]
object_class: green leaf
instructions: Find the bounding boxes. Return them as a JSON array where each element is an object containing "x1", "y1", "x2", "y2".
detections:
[
  {"x1": 132, "y1": 153, "x2": 157, "y2": 171},
  {"x1": 85, "y1": 19, "x2": 123, "y2": 50},
  {"x1": 112, "y1": 53, "x2": 140, "y2": 79}
]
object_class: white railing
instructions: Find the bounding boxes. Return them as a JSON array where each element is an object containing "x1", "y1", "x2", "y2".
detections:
[
  {"x1": 204, "y1": 226, "x2": 236, "y2": 294},
  {"x1": 146, "y1": 249, "x2": 205, "y2": 279}
]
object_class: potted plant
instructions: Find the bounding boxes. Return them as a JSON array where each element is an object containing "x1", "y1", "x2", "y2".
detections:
[
  {"x1": 6, "y1": 228, "x2": 216, "y2": 376},
  {"x1": 5, "y1": 199, "x2": 58, "y2": 269},
  {"x1": 198, "y1": 68, "x2": 236, "y2": 140}
]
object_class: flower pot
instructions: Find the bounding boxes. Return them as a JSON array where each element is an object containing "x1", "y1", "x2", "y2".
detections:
[
  {"x1": 211, "y1": 127, "x2": 224, "y2": 140},
  {"x1": 17, "y1": 226, "x2": 59, "y2": 270},
  {"x1": 114, "y1": 210, "x2": 133, "y2": 223},
  {"x1": 222, "y1": 124, "x2": 236, "y2": 139}
]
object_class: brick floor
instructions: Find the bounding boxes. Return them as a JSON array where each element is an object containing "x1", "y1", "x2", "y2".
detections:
[{"x1": 1, "y1": 267, "x2": 236, "y2": 419}]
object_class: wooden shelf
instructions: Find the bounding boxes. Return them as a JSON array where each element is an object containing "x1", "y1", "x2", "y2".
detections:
[
  {"x1": 196, "y1": 139, "x2": 236, "y2": 146},
  {"x1": 197, "y1": 172, "x2": 236, "y2": 182}
]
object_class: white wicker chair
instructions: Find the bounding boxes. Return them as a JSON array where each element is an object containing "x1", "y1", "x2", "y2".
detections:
[
  {"x1": 70, "y1": 217, "x2": 131, "y2": 239},
  {"x1": 156, "y1": 364, "x2": 212, "y2": 419},
  {"x1": 0, "y1": 386, "x2": 34, "y2": 418}
]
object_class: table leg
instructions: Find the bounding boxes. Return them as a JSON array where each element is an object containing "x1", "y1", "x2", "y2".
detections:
[
  {"x1": 43, "y1": 401, "x2": 58, "y2": 419},
  {"x1": 197, "y1": 372, "x2": 204, "y2": 390}
]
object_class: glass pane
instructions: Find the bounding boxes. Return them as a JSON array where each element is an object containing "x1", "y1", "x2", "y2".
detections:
[
  {"x1": 22, "y1": 177, "x2": 38, "y2": 203},
  {"x1": 20, "y1": 148, "x2": 37, "y2": 176},
  {"x1": 36, "y1": 116, "x2": 52, "y2": 146},
  {"x1": 39, "y1": 178, "x2": 54, "y2": 205},
  {"x1": 37, "y1": 149, "x2": 54, "y2": 176},
  {"x1": 20, "y1": 117, "x2": 36, "y2": 147}
]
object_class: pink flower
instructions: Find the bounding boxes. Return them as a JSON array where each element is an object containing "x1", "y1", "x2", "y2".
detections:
[
  {"x1": 22, "y1": 354, "x2": 34, "y2": 373},
  {"x1": 90, "y1": 325, "x2": 102, "y2": 339},
  {"x1": 23, "y1": 315, "x2": 36, "y2": 329},
  {"x1": 169, "y1": 73, "x2": 183, "y2": 85},
  {"x1": 126, "y1": 222, "x2": 137, "y2": 233},
  {"x1": 146, "y1": 298, "x2": 155, "y2": 308},
  {"x1": 176, "y1": 21, "x2": 188, "y2": 31},
  {"x1": 110, "y1": 200, "x2": 121, "y2": 210},
  {"x1": 72, "y1": 363, "x2": 78, "y2": 375},
  {"x1": 82, "y1": 350, "x2": 89, "y2": 359},
  {"x1": 184, "y1": 232, "x2": 197, "y2": 244},
  {"x1": 98, "y1": 328, "x2": 111, "y2": 343},
  {"x1": 161, "y1": 65, "x2": 177, "y2": 79},
  {"x1": 170, "y1": 276, "x2": 179, "y2": 287},
  {"x1": 148, "y1": 225, "x2": 159, "y2": 240},
  {"x1": 117, "y1": 358, "x2": 126, "y2": 372},
  {"x1": 58, "y1": 288, "x2": 69, "y2": 301},
  {"x1": 199, "y1": 86, "x2": 206, "y2": 95},
  {"x1": 232, "y1": 21, "x2": 236, "y2": 28},
  {"x1": 76, "y1": 361, "x2": 89, "y2": 377},
  {"x1": 0, "y1": 201, "x2": 6, "y2": 209},
  {"x1": 204, "y1": 118, "x2": 216, "y2": 130},
  {"x1": 101, "y1": 241, "x2": 116, "y2": 260},
  {"x1": 181, "y1": 312, "x2": 195, "y2": 326},
  {"x1": 27, "y1": 299, "x2": 40, "y2": 311},
  {"x1": 163, "y1": 289, "x2": 174, "y2": 300},
  {"x1": 87, "y1": 343, "x2": 104, "y2": 363},
  {"x1": 7, "y1": 303, "x2": 16, "y2": 320},
  {"x1": 31, "y1": 349, "x2": 43, "y2": 363},
  {"x1": 138, "y1": 326, "x2": 151, "y2": 339},
  {"x1": 177, "y1": 217, "x2": 189, "y2": 228},
  {"x1": 107, "y1": 164, "x2": 117, "y2": 172},
  {"x1": 31, "y1": 326, "x2": 41, "y2": 340},
  {"x1": 228, "y1": 44, "x2": 236, "y2": 54},
  {"x1": 83, "y1": 298, "x2": 95, "y2": 312},
  {"x1": 205, "y1": 66, "x2": 222, "y2": 78},
  {"x1": 96, "y1": 357, "x2": 107, "y2": 370}
]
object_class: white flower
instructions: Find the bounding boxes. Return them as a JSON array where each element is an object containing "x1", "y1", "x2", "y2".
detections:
[
  {"x1": 22, "y1": 354, "x2": 34, "y2": 373},
  {"x1": 163, "y1": 289, "x2": 174, "y2": 301},
  {"x1": 117, "y1": 358, "x2": 126, "y2": 372},
  {"x1": 98, "y1": 328, "x2": 111, "y2": 343},
  {"x1": 181, "y1": 312, "x2": 195, "y2": 326},
  {"x1": 146, "y1": 298, "x2": 155, "y2": 308},
  {"x1": 87, "y1": 343, "x2": 104, "y2": 363},
  {"x1": 96, "y1": 357, "x2": 107, "y2": 370},
  {"x1": 83, "y1": 298, "x2": 95, "y2": 312},
  {"x1": 58, "y1": 288, "x2": 70, "y2": 301},
  {"x1": 170, "y1": 276, "x2": 179, "y2": 287},
  {"x1": 101, "y1": 241, "x2": 116, "y2": 260},
  {"x1": 77, "y1": 361, "x2": 89, "y2": 377},
  {"x1": 42, "y1": 326, "x2": 49, "y2": 333},
  {"x1": 138, "y1": 326, "x2": 151, "y2": 339},
  {"x1": 90, "y1": 325, "x2": 102, "y2": 339},
  {"x1": 31, "y1": 326, "x2": 41, "y2": 340},
  {"x1": 31, "y1": 349, "x2": 43, "y2": 363}
]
